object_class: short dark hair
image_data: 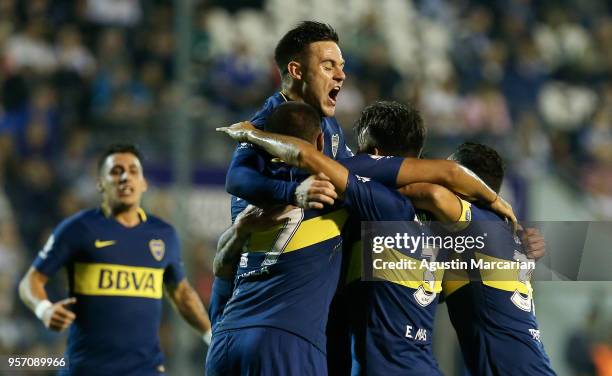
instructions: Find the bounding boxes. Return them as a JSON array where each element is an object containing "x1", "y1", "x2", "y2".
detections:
[
  {"x1": 451, "y1": 142, "x2": 504, "y2": 193},
  {"x1": 266, "y1": 102, "x2": 322, "y2": 143},
  {"x1": 353, "y1": 101, "x2": 426, "y2": 157},
  {"x1": 97, "y1": 144, "x2": 143, "y2": 174},
  {"x1": 274, "y1": 21, "x2": 339, "y2": 77}
]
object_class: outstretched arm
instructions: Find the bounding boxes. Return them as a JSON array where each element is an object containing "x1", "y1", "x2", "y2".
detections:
[
  {"x1": 217, "y1": 122, "x2": 351, "y2": 194},
  {"x1": 218, "y1": 122, "x2": 516, "y2": 227},
  {"x1": 399, "y1": 183, "x2": 464, "y2": 223}
]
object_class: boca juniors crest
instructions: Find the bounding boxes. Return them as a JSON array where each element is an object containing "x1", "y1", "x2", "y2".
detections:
[
  {"x1": 149, "y1": 239, "x2": 165, "y2": 261},
  {"x1": 331, "y1": 134, "x2": 339, "y2": 158}
]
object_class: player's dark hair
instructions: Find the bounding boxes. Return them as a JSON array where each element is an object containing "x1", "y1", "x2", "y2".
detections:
[
  {"x1": 266, "y1": 102, "x2": 322, "y2": 143},
  {"x1": 97, "y1": 144, "x2": 144, "y2": 174},
  {"x1": 274, "y1": 21, "x2": 339, "y2": 77},
  {"x1": 452, "y1": 142, "x2": 505, "y2": 193},
  {"x1": 353, "y1": 101, "x2": 426, "y2": 158}
]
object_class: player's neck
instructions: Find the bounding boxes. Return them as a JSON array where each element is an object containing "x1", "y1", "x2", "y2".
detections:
[
  {"x1": 281, "y1": 84, "x2": 304, "y2": 103},
  {"x1": 101, "y1": 202, "x2": 143, "y2": 228}
]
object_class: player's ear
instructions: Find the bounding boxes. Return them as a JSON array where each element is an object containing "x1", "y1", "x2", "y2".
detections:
[
  {"x1": 142, "y1": 177, "x2": 148, "y2": 193},
  {"x1": 316, "y1": 132, "x2": 324, "y2": 152},
  {"x1": 287, "y1": 61, "x2": 302, "y2": 80},
  {"x1": 96, "y1": 178, "x2": 103, "y2": 193}
]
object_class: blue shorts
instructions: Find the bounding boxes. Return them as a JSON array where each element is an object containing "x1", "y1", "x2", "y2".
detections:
[{"x1": 205, "y1": 327, "x2": 326, "y2": 376}]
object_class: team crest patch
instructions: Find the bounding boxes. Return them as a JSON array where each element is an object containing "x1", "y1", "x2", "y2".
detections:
[
  {"x1": 149, "y1": 239, "x2": 165, "y2": 261},
  {"x1": 331, "y1": 134, "x2": 339, "y2": 158}
]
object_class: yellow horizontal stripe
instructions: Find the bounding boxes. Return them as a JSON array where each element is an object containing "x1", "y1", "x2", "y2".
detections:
[
  {"x1": 73, "y1": 263, "x2": 164, "y2": 299},
  {"x1": 249, "y1": 209, "x2": 348, "y2": 253},
  {"x1": 373, "y1": 248, "x2": 443, "y2": 293},
  {"x1": 475, "y1": 252, "x2": 530, "y2": 294}
]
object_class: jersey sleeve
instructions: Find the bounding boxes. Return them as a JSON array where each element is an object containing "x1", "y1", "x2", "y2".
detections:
[
  {"x1": 225, "y1": 143, "x2": 298, "y2": 209},
  {"x1": 32, "y1": 218, "x2": 81, "y2": 277},
  {"x1": 343, "y1": 174, "x2": 414, "y2": 221},
  {"x1": 163, "y1": 228, "x2": 186, "y2": 286},
  {"x1": 209, "y1": 277, "x2": 234, "y2": 329},
  {"x1": 340, "y1": 154, "x2": 404, "y2": 187}
]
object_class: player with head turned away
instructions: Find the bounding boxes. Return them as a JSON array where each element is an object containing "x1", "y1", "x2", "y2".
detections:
[
  {"x1": 215, "y1": 101, "x2": 519, "y2": 375},
  {"x1": 19, "y1": 144, "x2": 212, "y2": 376},
  {"x1": 405, "y1": 142, "x2": 556, "y2": 376}
]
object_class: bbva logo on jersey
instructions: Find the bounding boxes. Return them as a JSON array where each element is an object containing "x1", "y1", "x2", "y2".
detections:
[{"x1": 149, "y1": 239, "x2": 165, "y2": 261}]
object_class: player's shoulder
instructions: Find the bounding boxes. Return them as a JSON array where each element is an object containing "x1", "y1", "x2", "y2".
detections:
[
  {"x1": 56, "y1": 208, "x2": 97, "y2": 233},
  {"x1": 470, "y1": 203, "x2": 503, "y2": 221},
  {"x1": 250, "y1": 92, "x2": 285, "y2": 128},
  {"x1": 142, "y1": 212, "x2": 175, "y2": 231}
]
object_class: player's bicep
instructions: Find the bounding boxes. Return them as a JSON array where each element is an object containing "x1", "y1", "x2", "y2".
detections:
[{"x1": 399, "y1": 183, "x2": 463, "y2": 222}]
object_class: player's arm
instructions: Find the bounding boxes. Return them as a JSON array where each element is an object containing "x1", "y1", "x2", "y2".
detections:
[
  {"x1": 165, "y1": 279, "x2": 211, "y2": 339},
  {"x1": 395, "y1": 159, "x2": 516, "y2": 227},
  {"x1": 19, "y1": 267, "x2": 76, "y2": 332},
  {"x1": 217, "y1": 122, "x2": 350, "y2": 194},
  {"x1": 226, "y1": 143, "x2": 336, "y2": 209},
  {"x1": 398, "y1": 183, "x2": 463, "y2": 223},
  {"x1": 214, "y1": 205, "x2": 290, "y2": 279}
]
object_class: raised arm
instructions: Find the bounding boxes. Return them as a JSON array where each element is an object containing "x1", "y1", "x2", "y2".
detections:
[{"x1": 217, "y1": 122, "x2": 350, "y2": 194}]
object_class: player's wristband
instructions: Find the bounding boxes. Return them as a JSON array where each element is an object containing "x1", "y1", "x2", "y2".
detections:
[
  {"x1": 35, "y1": 300, "x2": 52, "y2": 320},
  {"x1": 203, "y1": 329, "x2": 212, "y2": 346}
]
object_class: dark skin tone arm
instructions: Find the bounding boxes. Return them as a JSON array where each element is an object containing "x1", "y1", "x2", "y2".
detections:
[
  {"x1": 216, "y1": 122, "x2": 516, "y2": 227},
  {"x1": 214, "y1": 205, "x2": 294, "y2": 279}
]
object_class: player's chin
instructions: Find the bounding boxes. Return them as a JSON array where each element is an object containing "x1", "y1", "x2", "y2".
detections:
[{"x1": 321, "y1": 102, "x2": 336, "y2": 117}]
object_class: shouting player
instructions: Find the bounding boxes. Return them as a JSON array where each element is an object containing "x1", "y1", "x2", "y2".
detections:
[
  {"x1": 215, "y1": 101, "x2": 516, "y2": 375},
  {"x1": 209, "y1": 20, "x2": 352, "y2": 330},
  {"x1": 19, "y1": 144, "x2": 212, "y2": 375}
]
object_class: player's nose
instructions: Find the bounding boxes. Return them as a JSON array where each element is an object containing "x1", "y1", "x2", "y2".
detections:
[{"x1": 334, "y1": 66, "x2": 345, "y2": 82}]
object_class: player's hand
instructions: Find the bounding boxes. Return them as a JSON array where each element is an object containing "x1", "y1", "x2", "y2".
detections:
[
  {"x1": 489, "y1": 195, "x2": 518, "y2": 233},
  {"x1": 522, "y1": 227, "x2": 546, "y2": 261},
  {"x1": 42, "y1": 297, "x2": 77, "y2": 332},
  {"x1": 294, "y1": 173, "x2": 338, "y2": 210},
  {"x1": 236, "y1": 205, "x2": 294, "y2": 235},
  {"x1": 216, "y1": 121, "x2": 256, "y2": 142}
]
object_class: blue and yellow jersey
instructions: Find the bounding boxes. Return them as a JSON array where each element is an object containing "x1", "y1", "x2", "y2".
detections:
[
  {"x1": 32, "y1": 208, "x2": 185, "y2": 376},
  {"x1": 211, "y1": 92, "x2": 353, "y2": 328},
  {"x1": 214, "y1": 155, "x2": 406, "y2": 356},
  {"x1": 443, "y1": 203, "x2": 556, "y2": 376},
  {"x1": 339, "y1": 173, "x2": 457, "y2": 376}
]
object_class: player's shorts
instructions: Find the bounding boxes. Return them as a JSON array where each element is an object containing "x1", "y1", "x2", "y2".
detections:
[{"x1": 205, "y1": 327, "x2": 327, "y2": 376}]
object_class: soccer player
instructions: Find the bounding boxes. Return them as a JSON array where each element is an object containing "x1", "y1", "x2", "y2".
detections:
[
  {"x1": 19, "y1": 144, "x2": 212, "y2": 376},
  {"x1": 215, "y1": 101, "x2": 516, "y2": 375},
  {"x1": 404, "y1": 142, "x2": 556, "y2": 375},
  {"x1": 209, "y1": 20, "x2": 352, "y2": 329}
]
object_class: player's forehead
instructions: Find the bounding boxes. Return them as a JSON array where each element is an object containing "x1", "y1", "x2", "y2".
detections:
[
  {"x1": 104, "y1": 152, "x2": 142, "y2": 170},
  {"x1": 305, "y1": 41, "x2": 344, "y2": 64}
]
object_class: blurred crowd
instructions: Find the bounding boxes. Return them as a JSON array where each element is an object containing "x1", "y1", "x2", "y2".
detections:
[{"x1": 0, "y1": 0, "x2": 611, "y2": 372}]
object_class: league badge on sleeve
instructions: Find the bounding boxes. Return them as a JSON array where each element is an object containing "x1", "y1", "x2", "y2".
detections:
[
  {"x1": 331, "y1": 134, "x2": 339, "y2": 158},
  {"x1": 149, "y1": 239, "x2": 165, "y2": 261}
]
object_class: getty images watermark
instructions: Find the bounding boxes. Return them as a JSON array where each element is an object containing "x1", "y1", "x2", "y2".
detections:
[{"x1": 371, "y1": 231, "x2": 536, "y2": 274}]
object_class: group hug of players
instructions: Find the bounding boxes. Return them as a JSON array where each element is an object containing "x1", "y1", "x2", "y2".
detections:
[{"x1": 207, "y1": 21, "x2": 557, "y2": 376}]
